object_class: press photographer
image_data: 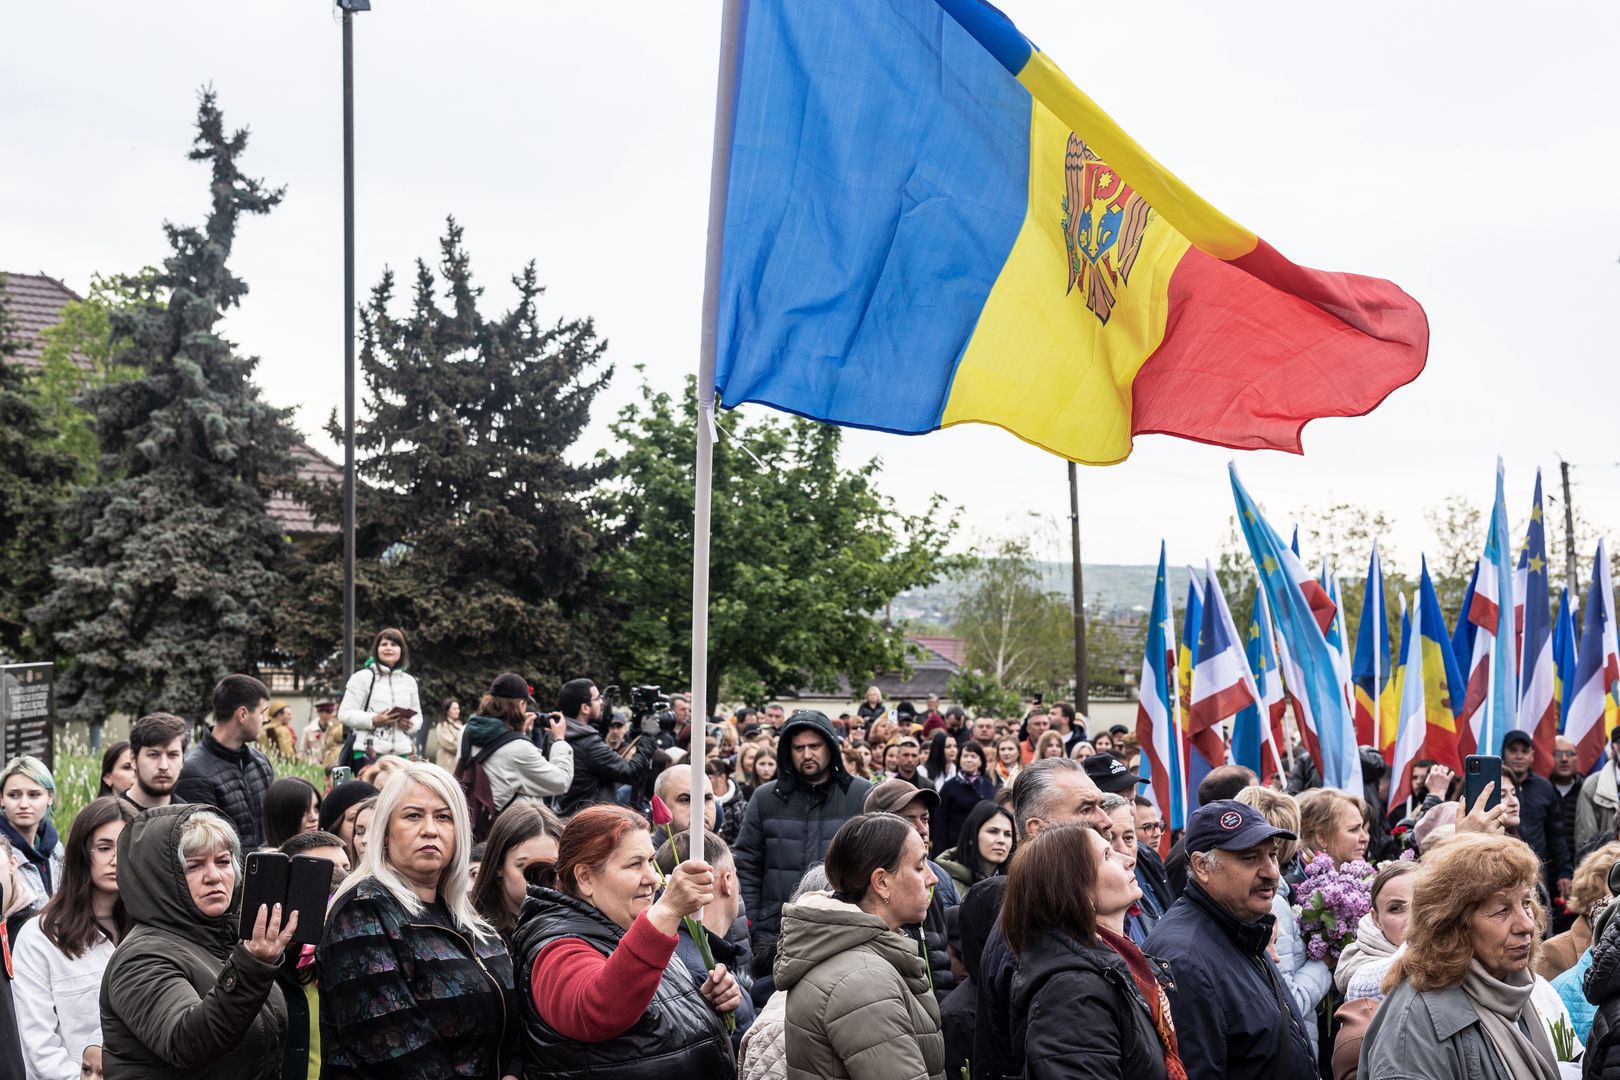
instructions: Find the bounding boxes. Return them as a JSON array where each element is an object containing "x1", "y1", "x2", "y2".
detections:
[{"x1": 558, "y1": 678, "x2": 659, "y2": 816}]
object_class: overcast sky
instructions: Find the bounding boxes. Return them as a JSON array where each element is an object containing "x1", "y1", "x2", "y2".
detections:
[{"x1": 7, "y1": 1, "x2": 1618, "y2": 581}]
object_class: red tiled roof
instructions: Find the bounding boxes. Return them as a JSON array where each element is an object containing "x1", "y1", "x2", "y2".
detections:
[
  {"x1": 910, "y1": 635, "x2": 967, "y2": 667},
  {"x1": 269, "y1": 442, "x2": 343, "y2": 536},
  {"x1": 1, "y1": 272, "x2": 86, "y2": 371}
]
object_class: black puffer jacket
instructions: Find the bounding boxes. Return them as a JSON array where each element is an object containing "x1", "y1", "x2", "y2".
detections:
[
  {"x1": 174, "y1": 730, "x2": 276, "y2": 851},
  {"x1": 1583, "y1": 905, "x2": 1620, "y2": 1078},
  {"x1": 733, "y1": 710, "x2": 871, "y2": 943},
  {"x1": 1012, "y1": 931, "x2": 1169, "y2": 1080},
  {"x1": 512, "y1": 886, "x2": 733, "y2": 1080},
  {"x1": 920, "y1": 861, "x2": 960, "y2": 1003},
  {"x1": 559, "y1": 718, "x2": 657, "y2": 816}
]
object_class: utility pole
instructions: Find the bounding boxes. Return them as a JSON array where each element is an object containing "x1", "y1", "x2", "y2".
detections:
[
  {"x1": 1559, "y1": 456, "x2": 1579, "y2": 609},
  {"x1": 1068, "y1": 462, "x2": 1089, "y2": 713},
  {"x1": 340, "y1": 0, "x2": 369, "y2": 679}
]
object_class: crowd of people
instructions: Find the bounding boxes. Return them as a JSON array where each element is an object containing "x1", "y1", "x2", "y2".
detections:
[{"x1": 12, "y1": 630, "x2": 1620, "y2": 1078}]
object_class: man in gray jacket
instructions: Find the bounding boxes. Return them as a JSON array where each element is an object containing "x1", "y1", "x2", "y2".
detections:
[{"x1": 733, "y1": 710, "x2": 871, "y2": 951}]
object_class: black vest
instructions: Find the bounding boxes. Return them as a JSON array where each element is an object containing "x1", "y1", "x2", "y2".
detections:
[{"x1": 512, "y1": 886, "x2": 734, "y2": 1080}]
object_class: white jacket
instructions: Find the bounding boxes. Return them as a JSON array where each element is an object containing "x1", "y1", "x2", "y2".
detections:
[
  {"x1": 458, "y1": 726, "x2": 574, "y2": 809},
  {"x1": 1274, "y1": 882, "x2": 1332, "y2": 1055},
  {"x1": 338, "y1": 663, "x2": 422, "y2": 758},
  {"x1": 13, "y1": 918, "x2": 114, "y2": 1080}
]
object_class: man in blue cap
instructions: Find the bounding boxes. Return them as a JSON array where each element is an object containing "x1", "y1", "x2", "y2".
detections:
[{"x1": 1145, "y1": 799, "x2": 1316, "y2": 1080}]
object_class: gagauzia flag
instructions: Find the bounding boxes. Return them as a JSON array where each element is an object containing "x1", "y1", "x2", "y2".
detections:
[
  {"x1": 715, "y1": 0, "x2": 1427, "y2": 464},
  {"x1": 1457, "y1": 462, "x2": 1518, "y2": 759},
  {"x1": 1231, "y1": 466, "x2": 1362, "y2": 794},
  {"x1": 1135, "y1": 544, "x2": 1186, "y2": 839},
  {"x1": 1516, "y1": 472, "x2": 1557, "y2": 774},
  {"x1": 1188, "y1": 566, "x2": 1259, "y2": 805},
  {"x1": 1568, "y1": 542, "x2": 1620, "y2": 773},
  {"x1": 1234, "y1": 584, "x2": 1288, "y2": 785}
]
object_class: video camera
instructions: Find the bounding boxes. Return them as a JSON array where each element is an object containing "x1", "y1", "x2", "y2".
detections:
[{"x1": 601, "y1": 684, "x2": 677, "y2": 742}]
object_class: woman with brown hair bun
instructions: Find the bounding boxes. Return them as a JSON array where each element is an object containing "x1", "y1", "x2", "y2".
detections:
[
  {"x1": 1361, "y1": 833, "x2": 1557, "y2": 1079},
  {"x1": 774, "y1": 811, "x2": 943, "y2": 1080},
  {"x1": 1002, "y1": 824, "x2": 1181, "y2": 1080}
]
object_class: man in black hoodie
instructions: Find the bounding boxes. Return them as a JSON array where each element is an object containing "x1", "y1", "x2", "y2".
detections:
[
  {"x1": 733, "y1": 709, "x2": 871, "y2": 952},
  {"x1": 556, "y1": 678, "x2": 658, "y2": 816}
]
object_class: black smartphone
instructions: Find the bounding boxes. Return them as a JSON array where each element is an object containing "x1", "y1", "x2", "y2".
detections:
[
  {"x1": 1464, "y1": 754, "x2": 1502, "y2": 813},
  {"x1": 285, "y1": 854, "x2": 335, "y2": 946},
  {"x1": 238, "y1": 852, "x2": 290, "y2": 940}
]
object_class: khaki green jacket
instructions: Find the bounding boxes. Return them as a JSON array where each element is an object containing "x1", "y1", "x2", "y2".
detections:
[{"x1": 775, "y1": 892, "x2": 944, "y2": 1080}]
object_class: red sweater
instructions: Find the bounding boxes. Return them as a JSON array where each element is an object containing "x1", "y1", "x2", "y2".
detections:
[{"x1": 530, "y1": 910, "x2": 678, "y2": 1042}]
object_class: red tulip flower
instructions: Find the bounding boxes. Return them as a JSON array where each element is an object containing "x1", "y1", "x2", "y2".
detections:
[{"x1": 650, "y1": 795, "x2": 673, "y2": 828}]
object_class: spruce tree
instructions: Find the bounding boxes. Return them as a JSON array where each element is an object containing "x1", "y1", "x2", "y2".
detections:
[
  {"x1": 32, "y1": 92, "x2": 296, "y2": 720},
  {"x1": 278, "y1": 220, "x2": 621, "y2": 708},
  {"x1": 0, "y1": 281, "x2": 79, "y2": 658}
]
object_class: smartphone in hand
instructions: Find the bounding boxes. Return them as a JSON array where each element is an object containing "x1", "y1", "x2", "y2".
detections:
[
  {"x1": 1464, "y1": 755, "x2": 1503, "y2": 813},
  {"x1": 239, "y1": 853, "x2": 290, "y2": 940}
]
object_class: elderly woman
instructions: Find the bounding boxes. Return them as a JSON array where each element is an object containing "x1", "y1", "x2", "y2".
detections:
[
  {"x1": 774, "y1": 812, "x2": 944, "y2": 1080},
  {"x1": 512, "y1": 804, "x2": 736, "y2": 1078},
  {"x1": 1360, "y1": 833, "x2": 1559, "y2": 1080},
  {"x1": 318, "y1": 762, "x2": 516, "y2": 1080},
  {"x1": 100, "y1": 805, "x2": 297, "y2": 1079}
]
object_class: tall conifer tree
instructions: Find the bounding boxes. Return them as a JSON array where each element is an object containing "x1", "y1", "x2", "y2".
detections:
[{"x1": 33, "y1": 92, "x2": 296, "y2": 719}]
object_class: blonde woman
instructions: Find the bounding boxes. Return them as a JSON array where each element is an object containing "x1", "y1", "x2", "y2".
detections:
[
  {"x1": 317, "y1": 762, "x2": 517, "y2": 1079},
  {"x1": 1297, "y1": 787, "x2": 1371, "y2": 868}
]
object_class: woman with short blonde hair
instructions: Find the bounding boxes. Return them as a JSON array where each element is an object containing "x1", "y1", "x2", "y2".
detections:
[
  {"x1": 1538, "y1": 840, "x2": 1620, "y2": 982},
  {"x1": 318, "y1": 762, "x2": 516, "y2": 1078},
  {"x1": 1361, "y1": 834, "x2": 1555, "y2": 1079}
]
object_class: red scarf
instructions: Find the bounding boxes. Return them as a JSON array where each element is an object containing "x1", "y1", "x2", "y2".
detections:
[{"x1": 1097, "y1": 926, "x2": 1187, "y2": 1080}]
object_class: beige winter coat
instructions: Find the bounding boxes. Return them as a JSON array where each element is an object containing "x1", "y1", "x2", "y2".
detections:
[{"x1": 775, "y1": 892, "x2": 944, "y2": 1080}]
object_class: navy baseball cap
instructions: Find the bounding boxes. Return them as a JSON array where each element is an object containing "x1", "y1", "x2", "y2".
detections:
[
  {"x1": 1183, "y1": 799, "x2": 1296, "y2": 855},
  {"x1": 1502, "y1": 729, "x2": 1533, "y2": 749}
]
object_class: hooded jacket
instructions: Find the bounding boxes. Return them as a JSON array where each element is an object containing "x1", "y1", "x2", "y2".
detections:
[
  {"x1": 1011, "y1": 930, "x2": 1170, "y2": 1080},
  {"x1": 559, "y1": 716, "x2": 658, "y2": 816},
  {"x1": 174, "y1": 730, "x2": 276, "y2": 850},
  {"x1": 99, "y1": 804, "x2": 287, "y2": 1080},
  {"x1": 0, "y1": 814, "x2": 62, "y2": 913},
  {"x1": 459, "y1": 714, "x2": 575, "y2": 809},
  {"x1": 775, "y1": 892, "x2": 944, "y2": 1080},
  {"x1": 734, "y1": 712, "x2": 872, "y2": 941},
  {"x1": 1583, "y1": 900, "x2": 1620, "y2": 1080},
  {"x1": 1143, "y1": 880, "x2": 1316, "y2": 1080}
]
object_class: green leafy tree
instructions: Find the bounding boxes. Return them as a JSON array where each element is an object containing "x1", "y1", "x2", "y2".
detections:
[
  {"x1": 601, "y1": 378, "x2": 961, "y2": 711},
  {"x1": 278, "y1": 219, "x2": 621, "y2": 709},
  {"x1": 32, "y1": 92, "x2": 297, "y2": 720},
  {"x1": 946, "y1": 668, "x2": 1021, "y2": 719},
  {"x1": 950, "y1": 535, "x2": 1075, "y2": 698},
  {"x1": 32, "y1": 272, "x2": 158, "y2": 482},
  {"x1": 0, "y1": 282, "x2": 79, "y2": 657}
]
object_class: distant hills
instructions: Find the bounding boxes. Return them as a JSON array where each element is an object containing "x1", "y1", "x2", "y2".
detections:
[{"x1": 894, "y1": 562, "x2": 1160, "y2": 625}]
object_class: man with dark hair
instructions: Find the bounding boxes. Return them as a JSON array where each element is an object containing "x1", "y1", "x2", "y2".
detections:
[
  {"x1": 1046, "y1": 700, "x2": 1086, "y2": 754},
  {"x1": 124, "y1": 712, "x2": 189, "y2": 811},
  {"x1": 557, "y1": 678, "x2": 657, "y2": 816},
  {"x1": 734, "y1": 709, "x2": 871, "y2": 952},
  {"x1": 1165, "y1": 763, "x2": 1259, "y2": 898},
  {"x1": 176, "y1": 674, "x2": 276, "y2": 847}
]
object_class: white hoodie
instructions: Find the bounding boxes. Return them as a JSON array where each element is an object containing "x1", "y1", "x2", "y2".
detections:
[{"x1": 338, "y1": 662, "x2": 422, "y2": 758}]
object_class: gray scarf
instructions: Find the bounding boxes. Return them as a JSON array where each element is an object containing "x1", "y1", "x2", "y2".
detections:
[{"x1": 1460, "y1": 959, "x2": 1558, "y2": 1080}]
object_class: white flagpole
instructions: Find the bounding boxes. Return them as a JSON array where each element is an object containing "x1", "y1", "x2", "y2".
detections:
[
  {"x1": 1371, "y1": 541, "x2": 1382, "y2": 752},
  {"x1": 690, "y1": 0, "x2": 746, "y2": 877}
]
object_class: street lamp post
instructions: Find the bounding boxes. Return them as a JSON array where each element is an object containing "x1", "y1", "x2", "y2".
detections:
[{"x1": 339, "y1": 0, "x2": 369, "y2": 679}]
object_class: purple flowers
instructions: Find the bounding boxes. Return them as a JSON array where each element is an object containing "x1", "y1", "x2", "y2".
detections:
[{"x1": 1294, "y1": 853, "x2": 1375, "y2": 965}]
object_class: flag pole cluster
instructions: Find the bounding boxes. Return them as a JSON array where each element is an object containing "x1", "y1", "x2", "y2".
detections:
[{"x1": 1134, "y1": 463, "x2": 1620, "y2": 811}]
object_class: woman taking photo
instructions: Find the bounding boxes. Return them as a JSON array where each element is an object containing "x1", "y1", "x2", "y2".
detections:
[
  {"x1": 512, "y1": 804, "x2": 737, "y2": 1078},
  {"x1": 457, "y1": 673, "x2": 574, "y2": 810},
  {"x1": 775, "y1": 812, "x2": 944, "y2": 1080},
  {"x1": 261, "y1": 776, "x2": 322, "y2": 850},
  {"x1": 1004, "y1": 825, "x2": 1183, "y2": 1080},
  {"x1": 936, "y1": 742, "x2": 995, "y2": 856},
  {"x1": 100, "y1": 805, "x2": 297, "y2": 1078},
  {"x1": 337, "y1": 627, "x2": 422, "y2": 762},
  {"x1": 936, "y1": 801, "x2": 1015, "y2": 895},
  {"x1": 13, "y1": 796, "x2": 136, "y2": 1079},
  {"x1": 1360, "y1": 833, "x2": 1558, "y2": 1080},
  {"x1": 470, "y1": 801, "x2": 562, "y2": 944},
  {"x1": 0, "y1": 756, "x2": 63, "y2": 913},
  {"x1": 319, "y1": 762, "x2": 517, "y2": 1080}
]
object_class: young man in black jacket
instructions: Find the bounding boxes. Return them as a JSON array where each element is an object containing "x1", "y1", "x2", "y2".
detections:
[
  {"x1": 174, "y1": 674, "x2": 275, "y2": 848},
  {"x1": 556, "y1": 678, "x2": 658, "y2": 816}
]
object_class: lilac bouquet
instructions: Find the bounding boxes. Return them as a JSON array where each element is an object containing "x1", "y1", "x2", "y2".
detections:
[{"x1": 1294, "y1": 853, "x2": 1376, "y2": 963}]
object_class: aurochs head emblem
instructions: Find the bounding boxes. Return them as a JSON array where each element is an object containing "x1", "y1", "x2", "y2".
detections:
[{"x1": 1061, "y1": 134, "x2": 1152, "y2": 325}]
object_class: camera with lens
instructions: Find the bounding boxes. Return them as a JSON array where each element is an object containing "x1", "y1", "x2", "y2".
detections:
[{"x1": 630, "y1": 685, "x2": 679, "y2": 745}]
